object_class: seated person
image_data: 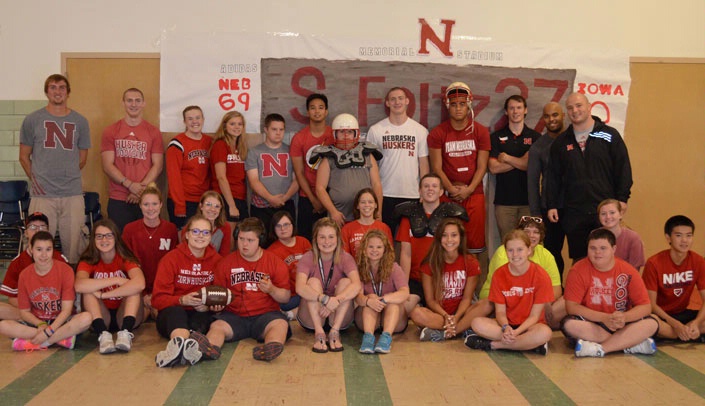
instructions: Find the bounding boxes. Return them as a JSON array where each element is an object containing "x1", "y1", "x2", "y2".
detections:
[
  {"x1": 354, "y1": 230, "x2": 410, "y2": 354},
  {"x1": 180, "y1": 191, "x2": 231, "y2": 255},
  {"x1": 479, "y1": 216, "x2": 564, "y2": 328},
  {"x1": 409, "y1": 218, "x2": 481, "y2": 342},
  {"x1": 465, "y1": 230, "x2": 553, "y2": 355},
  {"x1": 206, "y1": 217, "x2": 292, "y2": 362},
  {"x1": 643, "y1": 215, "x2": 705, "y2": 341},
  {"x1": 76, "y1": 219, "x2": 145, "y2": 354},
  {"x1": 562, "y1": 229, "x2": 658, "y2": 357},
  {"x1": 341, "y1": 188, "x2": 392, "y2": 259},
  {"x1": 0, "y1": 231, "x2": 91, "y2": 350},
  {"x1": 1, "y1": 212, "x2": 67, "y2": 320}
]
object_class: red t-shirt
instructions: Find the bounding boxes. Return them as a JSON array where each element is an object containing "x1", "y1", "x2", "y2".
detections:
[
  {"x1": 267, "y1": 237, "x2": 312, "y2": 296},
  {"x1": 489, "y1": 262, "x2": 554, "y2": 325},
  {"x1": 396, "y1": 216, "x2": 433, "y2": 282},
  {"x1": 122, "y1": 219, "x2": 179, "y2": 294},
  {"x1": 210, "y1": 138, "x2": 247, "y2": 200},
  {"x1": 341, "y1": 220, "x2": 393, "y2": 260},
  {"x1": 214, "y1": 250, "x2": 289, "y2": 317},
  {"x1": 77, "y1": 255, "x2": 140, "y2": 310},
  {"x1": 421, "y1": 255, "x2": 481, "y2": 315},
  {"x1": 289, "y1": 125, "x2": 334, "y2": 197},
  {"x1": 166, "y1": 133, "x2": 213, "y2": 215},
  {"x1": 643, "y1": 250, "x2": 705, "y2": 314},
  {"x1": 428, "y1": 120, "x2": 491, "y2": 194},
  {"x1": 564, "y1": 257, "x2": 650, "y2": 313},
  {"x1": 1, "y1": 250, "x2": 67, "y2": 298},
  {"x1": 18, "y1": 261, "x2": 75, "y2": 321}
]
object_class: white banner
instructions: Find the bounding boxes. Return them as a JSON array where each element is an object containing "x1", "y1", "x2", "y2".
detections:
[{"x1": 160, "y1": 19, "x2": 630, "y2": 137}]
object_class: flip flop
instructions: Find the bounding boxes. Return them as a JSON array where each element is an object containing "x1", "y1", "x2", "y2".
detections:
[
  {"x1": 328, "y1": 329, "x2": 344, "y2": 352},
  {"x1": 312, "y1": 332, "x2": 328, "y2": 353}
]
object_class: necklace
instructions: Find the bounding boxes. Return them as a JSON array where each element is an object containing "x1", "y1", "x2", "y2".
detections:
[{"x1": 143, "y1": 221, "x2": 160, "y2": 239}]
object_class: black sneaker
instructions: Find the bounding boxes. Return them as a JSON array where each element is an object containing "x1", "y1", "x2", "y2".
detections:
[
  {"x1": 532, "y1": 343, "x2": 548, "y2": 356},
  {"x1": 464, "y1": 334, "x2": 492, "y2": 351}
]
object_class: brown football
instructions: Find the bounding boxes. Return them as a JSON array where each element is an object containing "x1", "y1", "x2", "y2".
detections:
[{"x1": 195, "y1": 285, "x2": 232, "y2": 306}]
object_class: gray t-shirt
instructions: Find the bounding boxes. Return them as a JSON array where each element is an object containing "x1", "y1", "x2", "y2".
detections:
[
  {"x1": 245, "y1": 142, "x2": 294, "y2": 208},
  {"x1": 20, "y1": 108, "x2": 91, "y2": 197}
]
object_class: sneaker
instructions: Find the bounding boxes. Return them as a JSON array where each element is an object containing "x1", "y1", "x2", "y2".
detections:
[
  {"x1": 98, "y1": 331, "x2": 117, "y2": 354},
  {"x1": 461, "y1": 328, "x2": 475, "y2": 339},
  {"x1": 155, "y1": 336, "x2": 185, "y2": 368},
  {"x1": 253, "y1": 342, "x2": 284, "y2": 362},
  {"x1": 464, "y1": 334, "x2": 492, "y2": 351},
  {"x1": 189, "y1": 331, "x2": 221, "y2": 360},
  {"x1": 575, "y1": 339, "x2": 605, "y2": 358},
  {"x1": 181, "y1": 338, "x2": 202, "y2": 365},
  {"x1": 359, "y1": 332, "x2": 375, "y2": 354},
  {"x1": 12, "y1": 338, "x2": 45, "y2": 352},
  {"x1": 419, "y1": 327, "x2": 445, "y2": 342},
  {"x1": 115, "y1": 330, "x2": 134, "y2": 352},
  {"x1": 57, "y1": 335, "x2": 76, "y2": 350},
  {"x1": 284, "y1": 310, "x2": 295, "y2": 321},
  {"x1": 624, "y1": 338, "x2": 657, "y2": 355},
  {"x1": 532, "y1": 343, "x2": 548, "y2": 356},
  {"x1": 374, "y1": 332, "x2": 393, "y2": 354}
]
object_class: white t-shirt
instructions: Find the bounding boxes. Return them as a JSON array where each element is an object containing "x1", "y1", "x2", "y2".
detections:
[{"x1": 366, "y1": 117, "x2": 429, "y2": 199}]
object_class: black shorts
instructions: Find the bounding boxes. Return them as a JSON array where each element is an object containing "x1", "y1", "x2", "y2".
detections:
[
  {"x1": 409, "y1": 278, "x2": 425, "y2": 306},
  {"x1": 660, "y1": 309, "x2": 699, "y2": 325},
  {"x1": 215, "y1": 311, "x2": 291, "y2": 343},
  {"x1": 560, "y1": 314, "x2": 659, "y2": 344},
  {"x1": 222, "y1": 197, "x2": 249, "y2": 223}
]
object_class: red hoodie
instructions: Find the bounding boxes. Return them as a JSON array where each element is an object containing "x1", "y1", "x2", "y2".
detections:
[{"x1": 151, "y1": 242, "x2": 222, "y2": 311}]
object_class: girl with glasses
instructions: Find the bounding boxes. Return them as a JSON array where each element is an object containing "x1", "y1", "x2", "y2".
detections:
[
  {"x1": 75, "y1": 219, "x2": 145, "y2": 354},
  {"x1": 185, "y1": 191, "x2": 231, "y2": 255}
]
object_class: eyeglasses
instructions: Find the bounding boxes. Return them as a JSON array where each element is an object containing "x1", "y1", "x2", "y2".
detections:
[
  {"x1": 189, "y1": 228, "x2": 211, "y2": 236},
  {"x1": 27, "y1": 224, "x2": 48, "y2": 231},
  {"x1": 520, "y1": 216, "x2": 543, "y2": 224},
  {"x1": 275, "y1": 222, "x2": 293, "y2": 229},
  {"x1": 203, "y1": 202, "x2": 222, "y2": 210},
  {"x1": 95, "y1": 233, "x2": 115, "y2": 240}
]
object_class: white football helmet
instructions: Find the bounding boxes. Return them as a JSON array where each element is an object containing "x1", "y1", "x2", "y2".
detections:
[
  {"x1": 332, "y1": 113, "x2": 360, "y2": 150},
  {"x1": 443, "y1": 81, "x2": 475, "y2": 131}
]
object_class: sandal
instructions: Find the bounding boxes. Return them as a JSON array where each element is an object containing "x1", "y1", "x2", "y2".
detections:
[
  {"x1": 312, "y1": 332, "x2": 328, "y2": 353},
  {"x1": 328, "y1": 329, "x2": 344, "y2": 352}
]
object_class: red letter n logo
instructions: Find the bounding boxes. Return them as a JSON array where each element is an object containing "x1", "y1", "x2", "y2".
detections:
[
  {"x1": 418, "y1": 18, "x2": 455, "y2": 57},
  {"x1": 261, "y1": 153, "x2": 289, "y2": 177},
  {"x1": 43, "y1": 121, "x2": 75, "y2": 150}
]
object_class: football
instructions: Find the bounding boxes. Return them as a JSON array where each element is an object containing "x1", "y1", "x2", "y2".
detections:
[{"x1": 195, "y1": 285, "x2": 232, "y2": 306}]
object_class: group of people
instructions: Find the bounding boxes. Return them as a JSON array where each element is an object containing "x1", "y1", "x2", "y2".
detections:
[{"x1": 0, "y1": 73, "x2": 703, "y2": 365}]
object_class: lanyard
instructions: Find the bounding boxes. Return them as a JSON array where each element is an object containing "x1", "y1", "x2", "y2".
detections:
[
  {"x1": 368, "y1": 269, "x2": 383, "y2": 297},
  {"x1": 318, "y1": 256, "x2": 335, "y2": 292}
]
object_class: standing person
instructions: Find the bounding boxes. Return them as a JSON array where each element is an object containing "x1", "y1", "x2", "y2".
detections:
[
  {"x1": 341, "y1": 188, "x2": 393, "y2": 259},
  {"x1": 409, "y1": 218, "x2": 481, "y2": 342},
  {"x1": 488, "y1": 95, "x2": 540, "y2": 238},
  {"x1": 75, "y1": 220, "x2": 145, "y2": 354},
  {"x1": 598, "y1": 199, "x2": 645, "y2": 271},
  {"x1": 643, "y1": 215, "x2": 705, "y2": 342},
  {"x1": 290, "y1": 94, "x2": 334, "y2": 240},
  {"x1": 267, "y1": 211, "x2": 312, "y2": 319},
  {"x1": 428, "y1": 82, "x2": 490, "y2": 254},
  {"x1": 296, "y1": 218, "x2": 361, "y2": 353},
  {"x1": 122, "y1": 184, "x2": 178, "y2": 320},
  {"x1": 366, "y1": 87, "x2": 429, "y2": 235},
  {"x1": 314, "y1": 113, "x2": 383, "y2": 227},
  {"x1": 562, "y1": 229, "x2": 658, "y2": 358},
  {"x1": 101, "y1": 88, "x2": 164, "y2": 231},
  {"x1": 206, "y1": 217, "x2": 292, "y2": 362},
  {"x1": 527, "y1": 102, "x2": 566, "y2": 276},
  {"x1": 211, "y1": 111, "x2": 249, "y2": 237},
  {"x1": 166, "y1": 105, "x2": 212, "y2": 230},
  {"x1": 396, "y1": 173, "x2": 468, "y2": 304},
  {"x1": 355, "y1": 230, "x2": 410, "y2": 354},
  {"x1": 246, "y1": 113, "x2": 298, "y2": 232},
  {"x1": 1, "y1": 212, "x2": 67, "y2": 320},
  {"x1": 546, "y1": 93, "x2": 633, "y2": 262},
  {"x1": 151, "y1": 215, "x2": 223, "y2": 367},
  {"x1": 465, "y1": 229, "x2": 554, "y2": 354},
  {"x1": 189, "y1": 191, "x2": 231, "y2": 256},
  {"x1": 19, "y1": 74, "x2": 90, "y2": 264},
  {"x1": 0, "y1": 231, "x2": 91, "y2": 351}
]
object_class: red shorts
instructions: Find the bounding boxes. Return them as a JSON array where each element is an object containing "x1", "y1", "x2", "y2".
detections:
[{"x1": 441, "y1": 192, "x2": 486, "y2": 253}]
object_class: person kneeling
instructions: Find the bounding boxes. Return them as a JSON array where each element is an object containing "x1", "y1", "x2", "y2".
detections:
[{"x1": 562, "y1": 229, "x2": 658, "y2": 357}]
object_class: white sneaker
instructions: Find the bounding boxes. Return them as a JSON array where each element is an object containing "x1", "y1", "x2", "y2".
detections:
[
  {"x1": 181, "y1": 338, "x2": 202, "y2": 366},
  {"x1": 419, "y1": 327, "x2": 445, "y2": 342},
  {"x1": 575, "y1": 339, "x2": 605, "y2": 358},
  {"x1": 155, "y1": 337, "x2": 184, "y2": 368},
  {"x1": 115, "y1": 330, "x2": 134, "y2": 352},
  {"x1": 98, "y1": 331, "x2": 116, "y2": 354},
  {"x1": 624, "y1": 338, "x2": 657, "y2": 355}
]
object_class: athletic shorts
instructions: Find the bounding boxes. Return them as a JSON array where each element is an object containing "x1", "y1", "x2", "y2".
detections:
[{"x1": 215, "y1": 311, "x2": 291, "y2": 342}]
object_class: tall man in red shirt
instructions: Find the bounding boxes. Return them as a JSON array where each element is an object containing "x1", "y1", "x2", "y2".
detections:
[{"x1": 428, "y1": 82, "x2": 490, "y2": 255}]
